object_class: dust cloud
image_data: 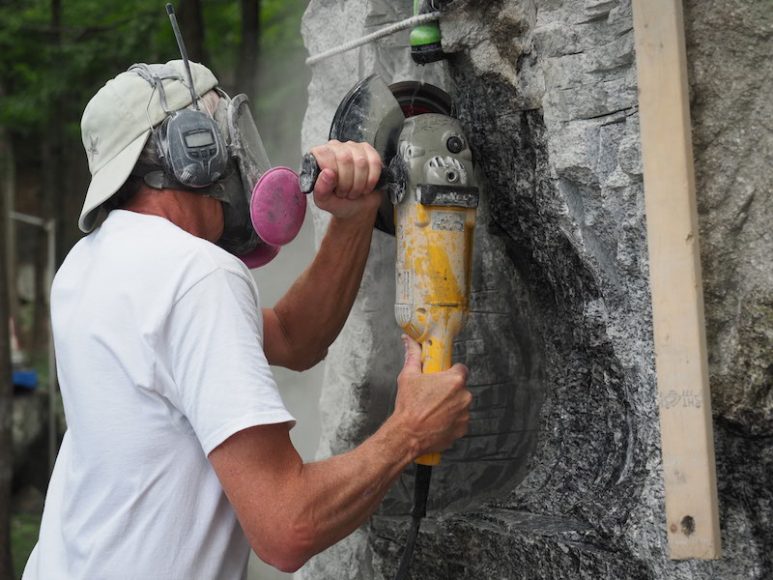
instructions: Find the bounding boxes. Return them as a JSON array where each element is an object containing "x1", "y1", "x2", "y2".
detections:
[{"x1": 245, "y1": 20, "x2": 323, "y2": 580}]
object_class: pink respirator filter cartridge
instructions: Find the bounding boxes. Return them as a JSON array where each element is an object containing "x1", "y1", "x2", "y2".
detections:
[{"x1": 241, "y1": 166, "x2": 307, "y2": 269}]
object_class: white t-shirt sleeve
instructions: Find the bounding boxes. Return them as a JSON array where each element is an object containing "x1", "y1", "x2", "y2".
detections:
[{"x1": 166, "y1": 267, "x2": 295, "y2": 455}]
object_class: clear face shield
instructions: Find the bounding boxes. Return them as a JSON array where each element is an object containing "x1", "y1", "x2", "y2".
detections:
[
  {"x1": 209, "y1": 91, "x2": 305, "y2": 267},
  {"x1": 226, "y1": 94, "x2": 271, "y2": 196}
]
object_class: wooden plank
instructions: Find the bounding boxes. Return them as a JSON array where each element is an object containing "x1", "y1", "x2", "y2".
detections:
[{"x1": 632, "y1": 0, "x2": 721, "y2": 560}]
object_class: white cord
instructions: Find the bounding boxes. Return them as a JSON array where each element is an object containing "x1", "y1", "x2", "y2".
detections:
[{"x1": 305, "y1": 12, "x2": 442, "y2": 67}]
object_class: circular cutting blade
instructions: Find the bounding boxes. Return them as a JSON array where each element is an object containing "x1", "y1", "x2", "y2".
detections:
[{"x1": 388, "y1": 81, "x2": 455, "y2": 118}]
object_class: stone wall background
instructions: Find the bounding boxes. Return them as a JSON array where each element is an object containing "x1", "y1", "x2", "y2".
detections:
[{"x1": 298, "y1": 1, "x2": 772, "y2": 578}]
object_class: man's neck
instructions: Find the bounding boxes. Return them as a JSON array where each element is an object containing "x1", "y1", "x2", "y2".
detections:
[{"x1": 122, "y1": 186, "x2": 223, "y2": 242}]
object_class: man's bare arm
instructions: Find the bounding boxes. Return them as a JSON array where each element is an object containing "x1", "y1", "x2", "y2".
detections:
[
  {"x1": 210, "y1": 418, "x2": 411, "y2": 573},
  {"x1": 262, "y1": 140, "x2": 382, "y2": 371},
  {"x1": 261, "y1": 208, "x2": 377, "y2": 370},
  {"x1": 209, "y1": 338, "x2": 472, "y2": 572}
]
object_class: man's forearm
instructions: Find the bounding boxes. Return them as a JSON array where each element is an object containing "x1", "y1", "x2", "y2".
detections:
[
  {"x1": 213, "y1": 415, "x2": 418, "y2": 573},
  {"x1": 287, "y1": 415, "x2": 418, "y2": 565},
  {"x1": 268, "y1": 208, "x2": 377, "y2": 369}
]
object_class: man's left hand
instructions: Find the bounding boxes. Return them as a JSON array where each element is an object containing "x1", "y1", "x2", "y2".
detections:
[{"x1": 309, "y1": 140, "x2": 383, "y2": 221}]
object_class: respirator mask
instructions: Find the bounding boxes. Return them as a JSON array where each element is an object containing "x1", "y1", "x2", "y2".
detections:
[{"x1": 130, "y1": 63, "x2": 306, "y2": 268}]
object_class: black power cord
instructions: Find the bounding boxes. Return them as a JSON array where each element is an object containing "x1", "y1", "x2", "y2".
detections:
[{"x1": 394, "y1": 464, "x2": 433, "y2": 580}]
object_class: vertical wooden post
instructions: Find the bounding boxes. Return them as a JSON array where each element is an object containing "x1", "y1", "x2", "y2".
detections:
[{"x1": 632, "y1": 0, "x2": 721, "y2": 560}]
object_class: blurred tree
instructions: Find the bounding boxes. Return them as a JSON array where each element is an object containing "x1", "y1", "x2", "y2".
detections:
[
  {"x1": 0, "y1": 114, "x2": 14, "y2": 580},
  {"x1": 36, "y1": 0, "x2": 62, "y2": 354},
  {"x1": 237, "y1": 0, "x2": 261, "y2": 103},
  {"x1": 0, "y1": 82, "x2": 18, "y2": 350},
  {"x1": 177, "y1": 0, "x2": 208, "y2": 64}
]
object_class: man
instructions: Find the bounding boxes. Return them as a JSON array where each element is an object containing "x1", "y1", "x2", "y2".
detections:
[{"x1": 23, "y1": 61, "x2": 471, "y2": 578}]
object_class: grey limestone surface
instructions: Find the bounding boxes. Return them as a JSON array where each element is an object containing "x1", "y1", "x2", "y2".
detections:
[{"x1": 299, "y1": 0, "x2": 772, "y2": 578}]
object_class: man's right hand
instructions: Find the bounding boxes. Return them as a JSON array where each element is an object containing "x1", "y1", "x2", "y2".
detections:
[
  {"x1": 392, "y1": 335, "x2": 472, "y2": 458},
  {"x1": 310, "y1": 140, "x2": 383, "y2": 221}
]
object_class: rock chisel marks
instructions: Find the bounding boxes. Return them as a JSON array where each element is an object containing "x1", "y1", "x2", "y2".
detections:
[{"x1": 301, "y1": 0, "x2": 773, "y2": 578}]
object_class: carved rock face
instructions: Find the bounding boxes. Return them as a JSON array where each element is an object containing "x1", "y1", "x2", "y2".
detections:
[{"x1": 299, "y1": 1, "x2": 773, "y2": 579}]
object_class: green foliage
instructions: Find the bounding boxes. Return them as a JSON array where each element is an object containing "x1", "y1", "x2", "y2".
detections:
[
  {"x1": 0, "y1": 0, "x2": 308, "y2": 143},
  {"x1": 0, "y1": 0, "x2": 52, "y2": 129},
  {"x1": 11, "y1": 512, "x2": 41, "y2": 579},
  {"x1": 0, "y1": 1, "x2": 164, "y2": 131},
  {"x1": 262, "y1": 0, "x2": 306, "y2": 53},
  {"x1": 201, "y1": 1, "x2": 241, "y2": 76}
]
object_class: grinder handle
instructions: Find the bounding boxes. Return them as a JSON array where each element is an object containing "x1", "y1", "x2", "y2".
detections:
[
  {"x1": 299, "y1": 152, "x2": 390, "y2": 194},
  {"x1": 299, "y1": 153, "x2": 320, "y2": 194},
  {"x1": 415, "y1": 335, "x2": 454, "y2": 466}
]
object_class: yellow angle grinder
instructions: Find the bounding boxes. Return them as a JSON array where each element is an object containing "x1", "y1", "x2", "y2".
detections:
[
  {"x1": 392, "y1": 113, "x2": 478, "y2": 463},
  {"x1": 388, "y1": 97, "x2": 478, "y2": 580},
  {"x1": 299, "y1": 76, "x2": 478, "y2": 579}
]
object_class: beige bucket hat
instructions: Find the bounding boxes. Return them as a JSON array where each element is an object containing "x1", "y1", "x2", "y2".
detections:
[{"x1": 78, "y1": 60, "x2": 218, "y2": 232}]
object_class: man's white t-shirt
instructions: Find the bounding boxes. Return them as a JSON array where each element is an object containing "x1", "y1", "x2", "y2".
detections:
[{"x1": 23, "y1": 210, "x2": 295, "y2": 580}]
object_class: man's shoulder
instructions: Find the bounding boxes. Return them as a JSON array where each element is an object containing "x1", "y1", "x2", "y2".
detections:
[
  {"x1": 109, "y1": 210, "x2": 244, "y2": 269},
  {"x1": 59, "y1": 210, "x2": 253, "y2": 299}
]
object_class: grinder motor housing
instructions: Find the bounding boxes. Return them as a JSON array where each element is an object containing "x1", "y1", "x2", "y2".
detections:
[{"x1": 391, "y1": 113, "x2": 479, "y2": 465}]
